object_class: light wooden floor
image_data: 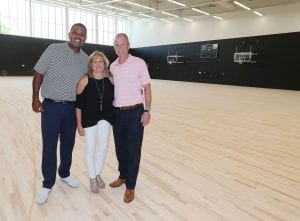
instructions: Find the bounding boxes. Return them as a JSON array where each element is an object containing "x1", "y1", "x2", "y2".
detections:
[{"x1": 0, "y1": 76, "x2": 299, "y2": 221}]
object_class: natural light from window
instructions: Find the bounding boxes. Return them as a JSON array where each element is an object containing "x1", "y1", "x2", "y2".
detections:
[{"x1": 0, "y1": 0, "x2": 129, "y2": 45}]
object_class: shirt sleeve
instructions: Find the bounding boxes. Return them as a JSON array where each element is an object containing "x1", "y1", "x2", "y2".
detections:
[
  {"x1": 75, "y1": 92, "x2": 86, "y2": 110},
  {"x1": 34, "y1": 44, "x2": 54, "y2": 75},
  {"x1": 140, "y1": 59, "x2": 151, "y2": 85}
]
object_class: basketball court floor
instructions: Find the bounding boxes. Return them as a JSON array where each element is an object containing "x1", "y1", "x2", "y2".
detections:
[{"x1": 0, "y1": 76, "x2": 299, "y2": 221}]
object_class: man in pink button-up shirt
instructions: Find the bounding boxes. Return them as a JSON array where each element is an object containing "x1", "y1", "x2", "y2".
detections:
[{"x1": 109, "y1": 33, "x2": 152, "y2": 203}]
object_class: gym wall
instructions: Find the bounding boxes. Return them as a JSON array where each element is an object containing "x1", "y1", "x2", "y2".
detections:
[
  {"x1": 0, "y1": 34, "x2": 115, "y2": 76},
  {"x1": 131, "y1": 2, "x2": 300, "y2": 48},
  {"x1": 0, "y1": 31, "x2": 299, "y2": 90},
  {"x1": 132, "y1": 31, "x2": 300, "y2": 90}
]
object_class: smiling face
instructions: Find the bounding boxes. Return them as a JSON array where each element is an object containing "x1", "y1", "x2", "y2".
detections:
[
  {"x1": 92, "y1": 55, "x2": 105, "y2": 74},
  {"x1": 113, "y1": 33, "x2": 130, "y2": 60},
  {"x1": 87, "y1": 51, "x2": 109, "y2": 77},
  {"x1": 68, "y1": 24, "x2": 87, "y2": 53}
]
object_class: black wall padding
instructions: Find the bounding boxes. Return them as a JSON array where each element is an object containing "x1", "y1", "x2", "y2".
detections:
[
  {"x1": 132, "y1": 32, "x2": 300, "y2": 90},
  {"x1": 0, "y1": 34, "x2": 116, "y2": 76},
  {"x1": 1, "y1": 32, "x2": 299, "y2": 90}
]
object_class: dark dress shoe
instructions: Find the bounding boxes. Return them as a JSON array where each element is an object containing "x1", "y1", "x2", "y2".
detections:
[
  {"x1": 124, "y1": 189, "x2": 134, "y2": 203},
  {"x1": 109, "y1": 178, "x2": 127, "y2": 188}
]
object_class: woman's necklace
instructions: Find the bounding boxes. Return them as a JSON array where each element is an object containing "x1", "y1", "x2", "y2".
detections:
[{"x1": 94, "y1": 78, "x2": 105, "y2": 111}]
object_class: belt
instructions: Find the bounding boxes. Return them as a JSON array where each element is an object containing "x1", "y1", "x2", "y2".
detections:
[
  {"x1": 44, "y1": 98, "x2": 75, "y2": 104},
  {"x1": 118, "y1": 103, "x2": 143, "y2": 110}
]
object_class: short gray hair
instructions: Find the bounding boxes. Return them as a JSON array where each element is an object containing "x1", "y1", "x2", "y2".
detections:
[{"x1": 114, "y1": 33, "x2": 130, "y2": 45}]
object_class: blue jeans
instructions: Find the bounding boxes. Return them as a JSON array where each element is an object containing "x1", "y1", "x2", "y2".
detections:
[
  {"x1": 41, "y1": 99, "x2": 77, "y2": 188},
  {"x1": 113, "y1": 105, "x2": 144, "y2": 189}
]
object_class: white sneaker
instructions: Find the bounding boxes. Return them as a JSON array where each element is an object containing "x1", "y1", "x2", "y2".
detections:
[
  {"x1": 61, "y1": 176, "x2": 80, "y2": 188},
  {"x1": 36, "y1": 187, "x2": 51, "y2": 205}
]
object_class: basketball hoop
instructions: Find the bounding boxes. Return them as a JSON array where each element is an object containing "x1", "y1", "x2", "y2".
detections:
[{"x1": 237, "y1": 57, "x2": 245, "y2": 64}]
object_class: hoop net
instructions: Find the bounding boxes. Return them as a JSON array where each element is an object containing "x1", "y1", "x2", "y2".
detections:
[{"x1": 237, "y1": 57, "x2": 245, "y2": 65}]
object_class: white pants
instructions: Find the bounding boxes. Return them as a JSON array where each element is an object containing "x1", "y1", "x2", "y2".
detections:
[{"x1": 84, "y1": 120, "x2": 111, "y2": 179}]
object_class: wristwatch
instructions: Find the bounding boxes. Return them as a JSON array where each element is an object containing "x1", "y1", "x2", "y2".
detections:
[{"x1": 144, "y1": 109, "x2": 150, "y2": 113}]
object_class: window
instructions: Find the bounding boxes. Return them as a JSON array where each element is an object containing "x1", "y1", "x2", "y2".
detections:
[
  {"x1": 0, "y1": 0, "x2": 130, "y2": 45},
  {"x1": 0, "y1": 0, "x2": 30, "y2": 36}
]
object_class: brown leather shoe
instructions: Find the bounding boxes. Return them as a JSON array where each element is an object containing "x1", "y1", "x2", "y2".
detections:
[
  {"x1": 109, "y1": 178, "x2": 127, "y2": 188},
  {"x1": 124, "y1": 189, "x2": 134, "y2": 203}
]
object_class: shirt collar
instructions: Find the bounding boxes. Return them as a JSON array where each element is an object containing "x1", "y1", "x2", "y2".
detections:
[
  {"x1": 65, "y1": 42, "x2": 83, "y2": 55},
  {"x1": 116, "y1": 54, "x2": 133, "y2": 65}
]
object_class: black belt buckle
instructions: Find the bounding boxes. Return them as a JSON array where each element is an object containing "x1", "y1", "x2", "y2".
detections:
[{"x1": 60, "y1": 100, "x2": 69, "y2": 104}]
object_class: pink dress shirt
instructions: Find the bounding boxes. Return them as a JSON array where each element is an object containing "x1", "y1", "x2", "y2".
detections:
[{"x1": 110, "y1": 54, "x2": 151, "y2": 107}]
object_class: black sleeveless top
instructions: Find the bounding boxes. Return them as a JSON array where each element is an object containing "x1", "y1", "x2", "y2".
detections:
[{"x1": 76, "y1": 77, "x2": 114, "y2": 128}]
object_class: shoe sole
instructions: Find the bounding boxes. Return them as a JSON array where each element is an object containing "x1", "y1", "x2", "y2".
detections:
[
  {"x1": 60, "y1": 179, "x2": 79, "y2": 188},
  {"x1": 124, "y1": 197, "x2": 134, "y2": 203},
  {"x1": 37, "y1": 198, "x2": 48, "y2": 205},
  {"x1": 91, "y1": 189, "x2": 99, "y2": 193},
  {"x1": 109, "y1": 180, "x2": 127, "y2": 188},
  {"x1": 37, "y1": 190, "x2": 51, "y2": 205}
]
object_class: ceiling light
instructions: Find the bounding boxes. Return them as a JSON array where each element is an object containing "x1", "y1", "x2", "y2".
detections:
[
  {"x1": 100, "y1": 0, "x2": 121, "y2": 5},
  {"x1": 183, "y1": 18, "x2": 193, "y2": 22},
  {"x1": 126, "y1": 1, "x2": 156, "y2": 11},
  {"x1": 213, "y1": 16, "x2": 223, "y2": 20},
  {"x1": 57, "y1": 0, "x2": 79, "y2": 6},
  {"x1": 139, "y1": 13, "x2": 154, "y2": 18},
  {"x1": 167, "y1": 0, "x2": 186, "y2": 7},
  {"x1": 160, "y1": 18, "x2": 170, "y2": 23},
  {"x1": 253, "y1": 11, "x2": 263, "y2": 16},
  {"x1": 89, "y1": 7, "x2": 104, "y2": 11},
  {"x1": 81, "y1": 0, "x2": 95, "y2": 3},
  {"x1": 233, "y1": 1, "x2": 251, "y2": 10},
  {"x1": 192, "y1": 8, "x2": 210, "y2": 15},
  {"x1": 105, "y1": 5, "x2": 132, "y2": 13},
  {"x1": 161, "y1": 11, "x2": 179, "y2": 18}
]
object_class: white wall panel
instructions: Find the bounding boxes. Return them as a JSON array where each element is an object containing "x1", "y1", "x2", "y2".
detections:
[{"x1": 130, "y1": 3, "x2": 300, "y2": 47}]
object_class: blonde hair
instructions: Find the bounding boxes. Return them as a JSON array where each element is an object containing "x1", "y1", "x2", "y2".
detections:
[{"x1": 87, "y1": 51, "x2": 110, "y2": 78}]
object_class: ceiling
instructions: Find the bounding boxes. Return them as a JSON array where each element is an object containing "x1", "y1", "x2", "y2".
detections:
[{"x1": 40, "y1": 0, "x2": 299, "y2": 22}]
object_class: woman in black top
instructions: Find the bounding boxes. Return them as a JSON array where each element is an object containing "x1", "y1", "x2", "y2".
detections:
[{"x1": 75, "y1": 51, "x2": 114, "y2": 193}]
